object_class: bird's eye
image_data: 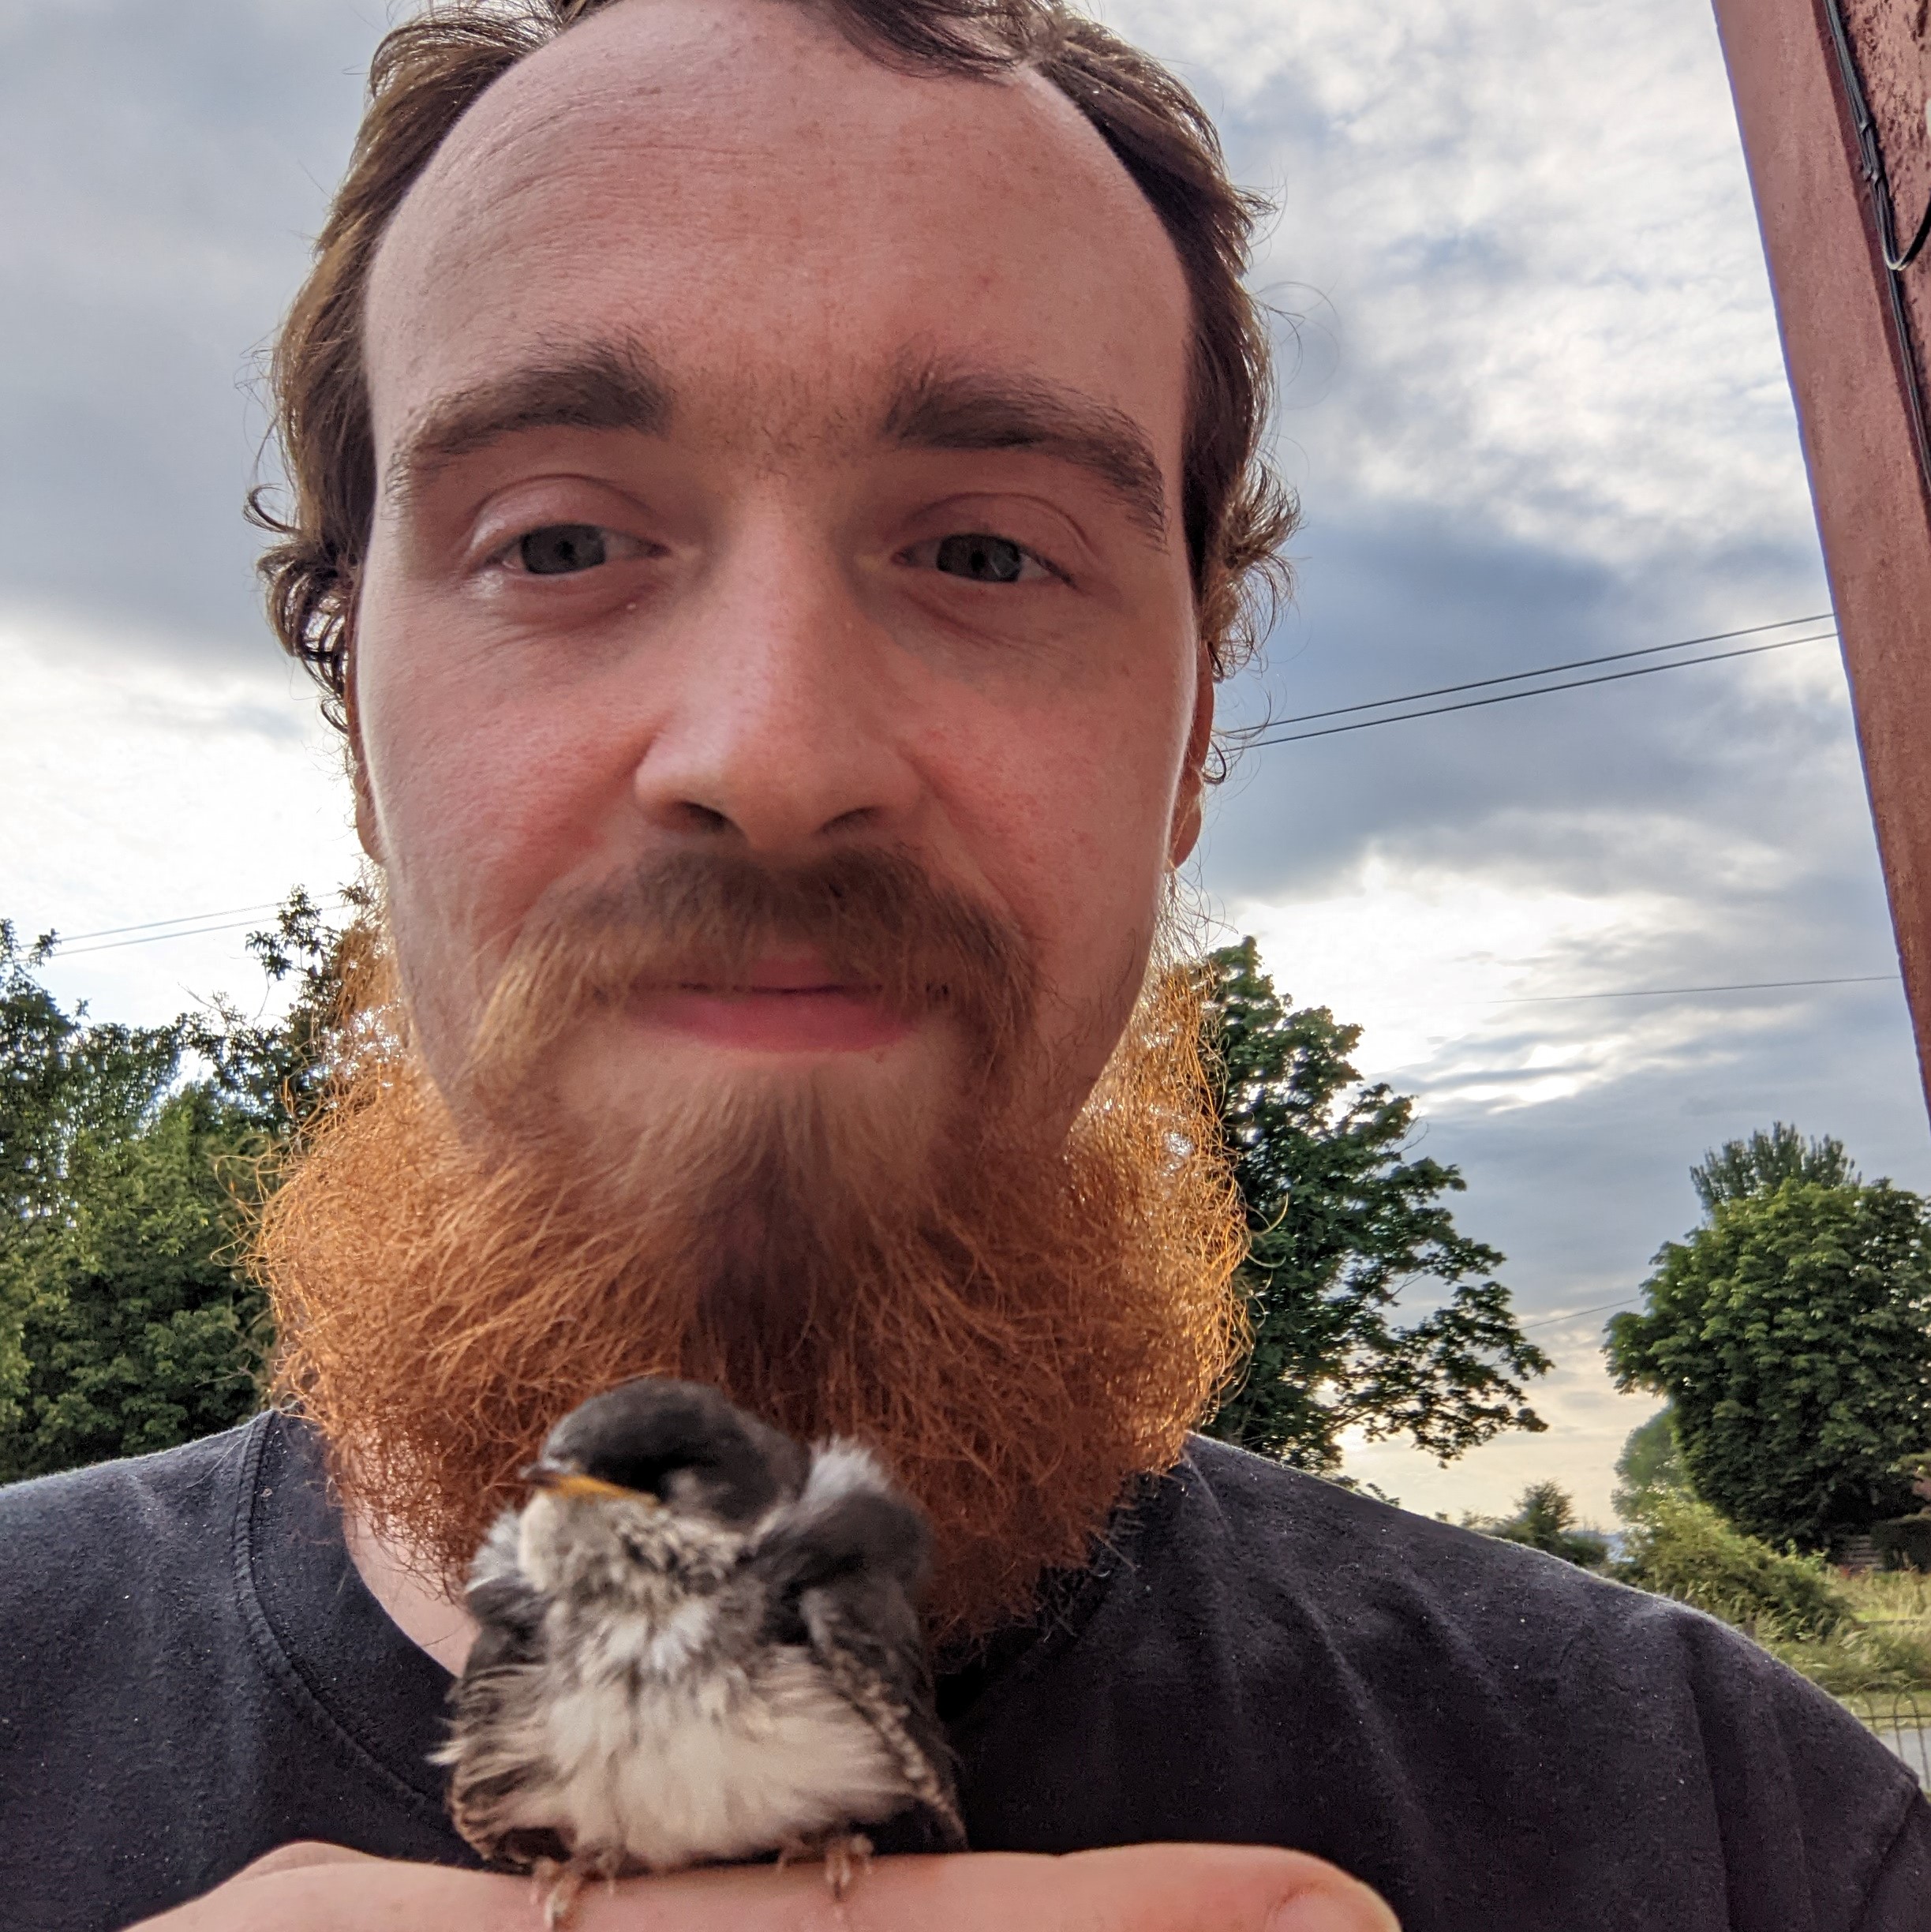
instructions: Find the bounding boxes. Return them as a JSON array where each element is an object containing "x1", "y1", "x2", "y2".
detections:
[
  {"x1": 907, "y1": 533, "x2": 1056, "y2": 585},
  {"x1": 517, "y1": 524, "x2": 613, "y2": 575}
]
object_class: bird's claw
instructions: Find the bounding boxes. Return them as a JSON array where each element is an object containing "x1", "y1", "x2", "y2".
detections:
[
  {"x1": 533, "y1": 1849, "x2": 629, "y2": 1929},
  {"x1": 823, "y1": 1831, "x2": 874, "y2": 1900},
  {"x1": 532, "y1": 1857, "x2": 585, "y2": 1930},
  {"x1": 777, "y1": 1829, "x2": 874, "y2": 1900}
]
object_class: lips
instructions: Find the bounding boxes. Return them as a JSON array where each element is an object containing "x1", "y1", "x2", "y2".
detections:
[
  {"x1": 628, "y1": 952, "x2": 912, "y2": 1054},
  {"x1": 679, "y1": 949, "x2": 878, "y2": 998}
]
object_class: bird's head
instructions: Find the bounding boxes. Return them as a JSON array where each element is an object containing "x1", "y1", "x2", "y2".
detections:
[{"x1": 526, "y1": 1378, "x2": 809, "y2": 1531}]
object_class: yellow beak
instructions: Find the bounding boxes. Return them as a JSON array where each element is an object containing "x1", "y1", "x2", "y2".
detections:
[{"x1": 526, "y1": 1467, "x2": 660, "y2": 1506}]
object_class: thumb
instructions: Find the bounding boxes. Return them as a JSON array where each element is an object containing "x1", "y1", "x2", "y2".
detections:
[{"x1": 229, "y1": 1843, "x2": 391, "y2": 1881}]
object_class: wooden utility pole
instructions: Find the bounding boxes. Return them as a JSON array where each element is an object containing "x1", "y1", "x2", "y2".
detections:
[{"x1": 1711, "y1": 0, "x2": 1931, "y2": 1112}]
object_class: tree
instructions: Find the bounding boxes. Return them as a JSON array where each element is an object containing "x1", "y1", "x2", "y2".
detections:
[
  {"x1": 1480, "y1": 1481, "x2": 1609, "y2": 1568},
  {"x1": 182, "y1": 883, "x2": 372, "y2": 1139},
  {"x1": 1199, "y1": 937, "x2": 1549, "y2": 1470},
  {"x1": 6, "y1": 914, "x2": 1549, "y2": 1485},
  {"x1": 1691, "y1": 1123, "x2": 1858, "y2": 1215},
  {"x1": 1611, "y1": 1405, "x2": 1686, "y2": 1519},
  {"x1": 0, "y1": 897, "x2": 357, "y2": 1483},
  {"x1": 0, "y1": 1084, "x2": 269, "y2": 1477},
  {"x1": 1607, "y1": 1166, "x2": 1931, "y2": 1550}
]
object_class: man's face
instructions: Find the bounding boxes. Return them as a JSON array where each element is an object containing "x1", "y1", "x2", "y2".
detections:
[{"x1": 353, "y1": 0, "x2": 1205, "y2": 1156}]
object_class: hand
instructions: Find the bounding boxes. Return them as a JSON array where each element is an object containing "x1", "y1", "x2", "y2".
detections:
[{"x1": 130, "y1": 1841, "x2": 1400, "y2": 1931}]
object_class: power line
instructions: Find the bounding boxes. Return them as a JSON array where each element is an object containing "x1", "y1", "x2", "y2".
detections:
[
  {"x1": 1256, "y1": 612, "x2": 1835, "y2": 729},
  {"x1": 1520, "y1": 1296, "x2": 1641, "y2": 1332},
  {"x1": 52, "y1": 918, "x2": 290, "y2": 960},
  {"x1": 51, "y1": 902, "x2": 289, "y2": 946},
  {"x1": 17, "y1": 608, "x2": 1862, "y2": 964},
  {"x1": 41, "y1": 891, "x2": 353, "y2": 960},
  {"x1": 1491, "y1": 972, "x2": 1900, "y2": 1005},
  {"x1": 1244, "y1": 631, "x2": 1838, "y2": 748},
  {"x1": 45, "y1": 910, "x2": 1898, "y2": 1020}
]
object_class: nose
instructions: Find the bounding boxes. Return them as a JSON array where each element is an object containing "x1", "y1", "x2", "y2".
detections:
[{"x1": 629, "y1": 511, "x2": 922, "y2": 856}]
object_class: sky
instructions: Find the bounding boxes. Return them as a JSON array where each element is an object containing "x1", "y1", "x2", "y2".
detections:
[{"x1": 4, "y1": 0, "x2": 1926, "y2": 1525}]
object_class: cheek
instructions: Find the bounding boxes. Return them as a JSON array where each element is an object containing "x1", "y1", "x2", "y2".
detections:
[
  {"x1": 924, "y1": 645, "x2": 1196, "y2": 1080},
  {"x1": 353, "y1": 568, "x2": 638, "y2": 1043}
]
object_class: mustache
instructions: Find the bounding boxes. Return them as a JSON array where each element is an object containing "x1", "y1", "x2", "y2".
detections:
[{"x1": 464, "y1": 845, "x2": 1039, "y2": 1098}]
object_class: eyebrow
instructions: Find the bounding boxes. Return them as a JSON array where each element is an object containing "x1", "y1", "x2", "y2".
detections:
[
  {"x1": 380, "y1": 341, "x2": 1171, "y2": 545},
  {"x1": 382, "y1": 343, "x2": 675, "y2": 507},
  {"x1": 881, "y1": 360, "x2": 1171, "y2": 545}
]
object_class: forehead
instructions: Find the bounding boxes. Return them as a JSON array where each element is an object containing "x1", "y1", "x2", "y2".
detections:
[{"x1": 363, "y1": 0, "x2": 1193, "y2": 462}]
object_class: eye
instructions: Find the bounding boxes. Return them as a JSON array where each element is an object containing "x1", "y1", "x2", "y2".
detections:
[
  {"x1": 513, "y1": 523, "x2": 619, "y2": 575},
  {"x1": 906, "y1": 532, "x2": 1058, "y2": 585}
]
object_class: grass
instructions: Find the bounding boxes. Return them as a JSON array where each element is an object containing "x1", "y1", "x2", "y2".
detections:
[{"x1": 1750, "y1": 1570, "x2": 1931, "y2": 1699}]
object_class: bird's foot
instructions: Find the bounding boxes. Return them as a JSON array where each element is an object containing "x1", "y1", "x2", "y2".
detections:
[
  {"x1": 777, "y1": 1829, "x2": 874, "y2": 1900},
  {"x1": 823, "y1": 1831, "x2": 874, "y2": 1900},
  {"x1": 531, "y1": 1857, "x2": 585, "y2": 1930},
  {"x1": 532, "y1": 1848, "x2": 629, "y2": 1929}
]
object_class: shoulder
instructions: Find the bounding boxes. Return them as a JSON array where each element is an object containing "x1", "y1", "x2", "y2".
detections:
[
  {"x1": 1158, "y1": 1434, "x2": 1809, "y2": 1682},
  {"x1": 1166, "y1": 1433, "x2": 1696, "y2": 1627},
  {"x1": 1019, "y1": 1437, "x2": 1929, "y2": 1925},
  {"x1": 1146, "y1": 1436, "x2": 1920, "y2": 1799},
  {"x1": 0, "y1": 1415, "x2": 267, "y2": 1621}
]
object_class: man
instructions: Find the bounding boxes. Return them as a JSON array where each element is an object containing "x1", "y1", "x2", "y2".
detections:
[{"x1": 1, "y1": 2, "x2": 1925, "y2": 1928}]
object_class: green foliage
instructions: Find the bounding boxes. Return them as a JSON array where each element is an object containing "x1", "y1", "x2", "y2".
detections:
[
  {"x1": 1607, "y1": 1170, "x2": 1931, "y2": 1548},
  {"x1": 181, "y1": 885, "x2": 368, "y2": 1140},
  {"x1": 7, "y1": 913, "x2": 1545, "y2": 1486},
  {"x1": 1199, "y1": 937, "x2": 1549, "y2": 1470},
  {"x1": 1612, "y1": 1405, "x2": 1686, "y2": 1519},
  {"x1": 1816, "y1": 1570, "x2": 1931, "y2": 1695},
  {"x1": 1616, "y1": 1492, "x2": 1931, "y2": 1694},
  {"x1": 1617, "y1": 1490, "x2": 1851, "y2": 1638},
  {"x1": 1479, "y1": 1480, "x2": 1610, "y2": 1568},
  {"x1": 2, "y1": 1087, "x2": 268, "y2": 1477},
  {"x1": 1690, "y1": 1122, "x2": 1857, "y2": 1215},
  {"x1": 0, "y1": 896, "x2": 354, "y2": 1484}
]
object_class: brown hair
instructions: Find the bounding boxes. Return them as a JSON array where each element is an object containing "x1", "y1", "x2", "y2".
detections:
[{"x1": 255, "y1": 0, "x2": 1296, "y2": 728}]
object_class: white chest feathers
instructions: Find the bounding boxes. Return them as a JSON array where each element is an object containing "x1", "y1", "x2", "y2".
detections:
[{"x1": 528, "y1": 1627, "x2": 907, "y2": 1869}]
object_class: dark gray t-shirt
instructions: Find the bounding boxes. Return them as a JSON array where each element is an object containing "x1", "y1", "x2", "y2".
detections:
[{"x1": 0, "y1": 1412, "x2": 1925, "y2": 1930}]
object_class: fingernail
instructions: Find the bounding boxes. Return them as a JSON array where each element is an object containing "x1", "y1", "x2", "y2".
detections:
[{"x1": 1267, "y1": 1882, "x2": 1401, "y2": 1932}]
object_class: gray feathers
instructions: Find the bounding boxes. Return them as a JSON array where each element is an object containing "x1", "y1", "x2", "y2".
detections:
[{"x1": 435, "y1": 1380, "x2": 965, "y2": 1879}]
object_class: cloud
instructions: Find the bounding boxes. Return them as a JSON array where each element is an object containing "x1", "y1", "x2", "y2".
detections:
[
  {"x1": 1106, "y1": 0, "x2": 1816, "y2": 566},
  {"x1": 0, "y1": 1, "x2": 379, "y2": 659},
  {"x1": 0, "y1": 605, "x2": 361, "y2": 1029}
]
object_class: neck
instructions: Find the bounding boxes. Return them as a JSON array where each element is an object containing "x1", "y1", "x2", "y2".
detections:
[{"x1": 342, "y1": 1501, "x2": 479, "y2": 1677}]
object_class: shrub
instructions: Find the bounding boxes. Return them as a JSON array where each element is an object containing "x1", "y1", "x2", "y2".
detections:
[
  {"x1": 1480, "y1": 1481, "x2": 1610, "y2": 1569},
  {"x1": 1617, "y1": 1492, "x2": 1849, "y2": 1638}
]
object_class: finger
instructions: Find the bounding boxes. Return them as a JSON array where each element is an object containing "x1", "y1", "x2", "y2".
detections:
[
  {"x1": 569, "y1": 1845, "x2": 1399, "y2": 1932},
  {"x1": 851, "y1": 1846, "x2": 1401, "y2": 1932},
  {"x1": 128, "y1": 1861, "x2": 544, "y2": 1932}
]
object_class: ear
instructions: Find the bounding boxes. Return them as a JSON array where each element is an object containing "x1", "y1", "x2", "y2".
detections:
[
  {"x1": 341, "y1": 611, "x2": 385, "y2": 868},
  {"x1": 1168, "y1": 648, "x2": 1217, "y2": 868}
]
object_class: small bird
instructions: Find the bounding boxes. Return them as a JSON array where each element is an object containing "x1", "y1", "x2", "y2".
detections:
[{"x1": 435, "y1": 1378, "x2": 967, "y2": 1924}]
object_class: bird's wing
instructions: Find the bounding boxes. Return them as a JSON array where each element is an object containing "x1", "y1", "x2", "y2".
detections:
[
  {"x1": 458, "y1": 1512, "x2": 549, "y2": 1686},
  {"x1": 800, "y1": 1567, "x2": 967, "y2": 1851},
  {"x1": 463, "y1": 1569, "x2": 547, "y2": 1675},
  {"x1": 436, "y1": 1519, "x2": 566, "y2": 1870},
  {"x1": 750, "y1": 1481, "x2": 967, "y2": 1852}
]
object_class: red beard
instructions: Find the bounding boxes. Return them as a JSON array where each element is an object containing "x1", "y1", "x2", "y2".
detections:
[{"x1": 256, "y1": 850, "x2": 1244, "y2": 1638}]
